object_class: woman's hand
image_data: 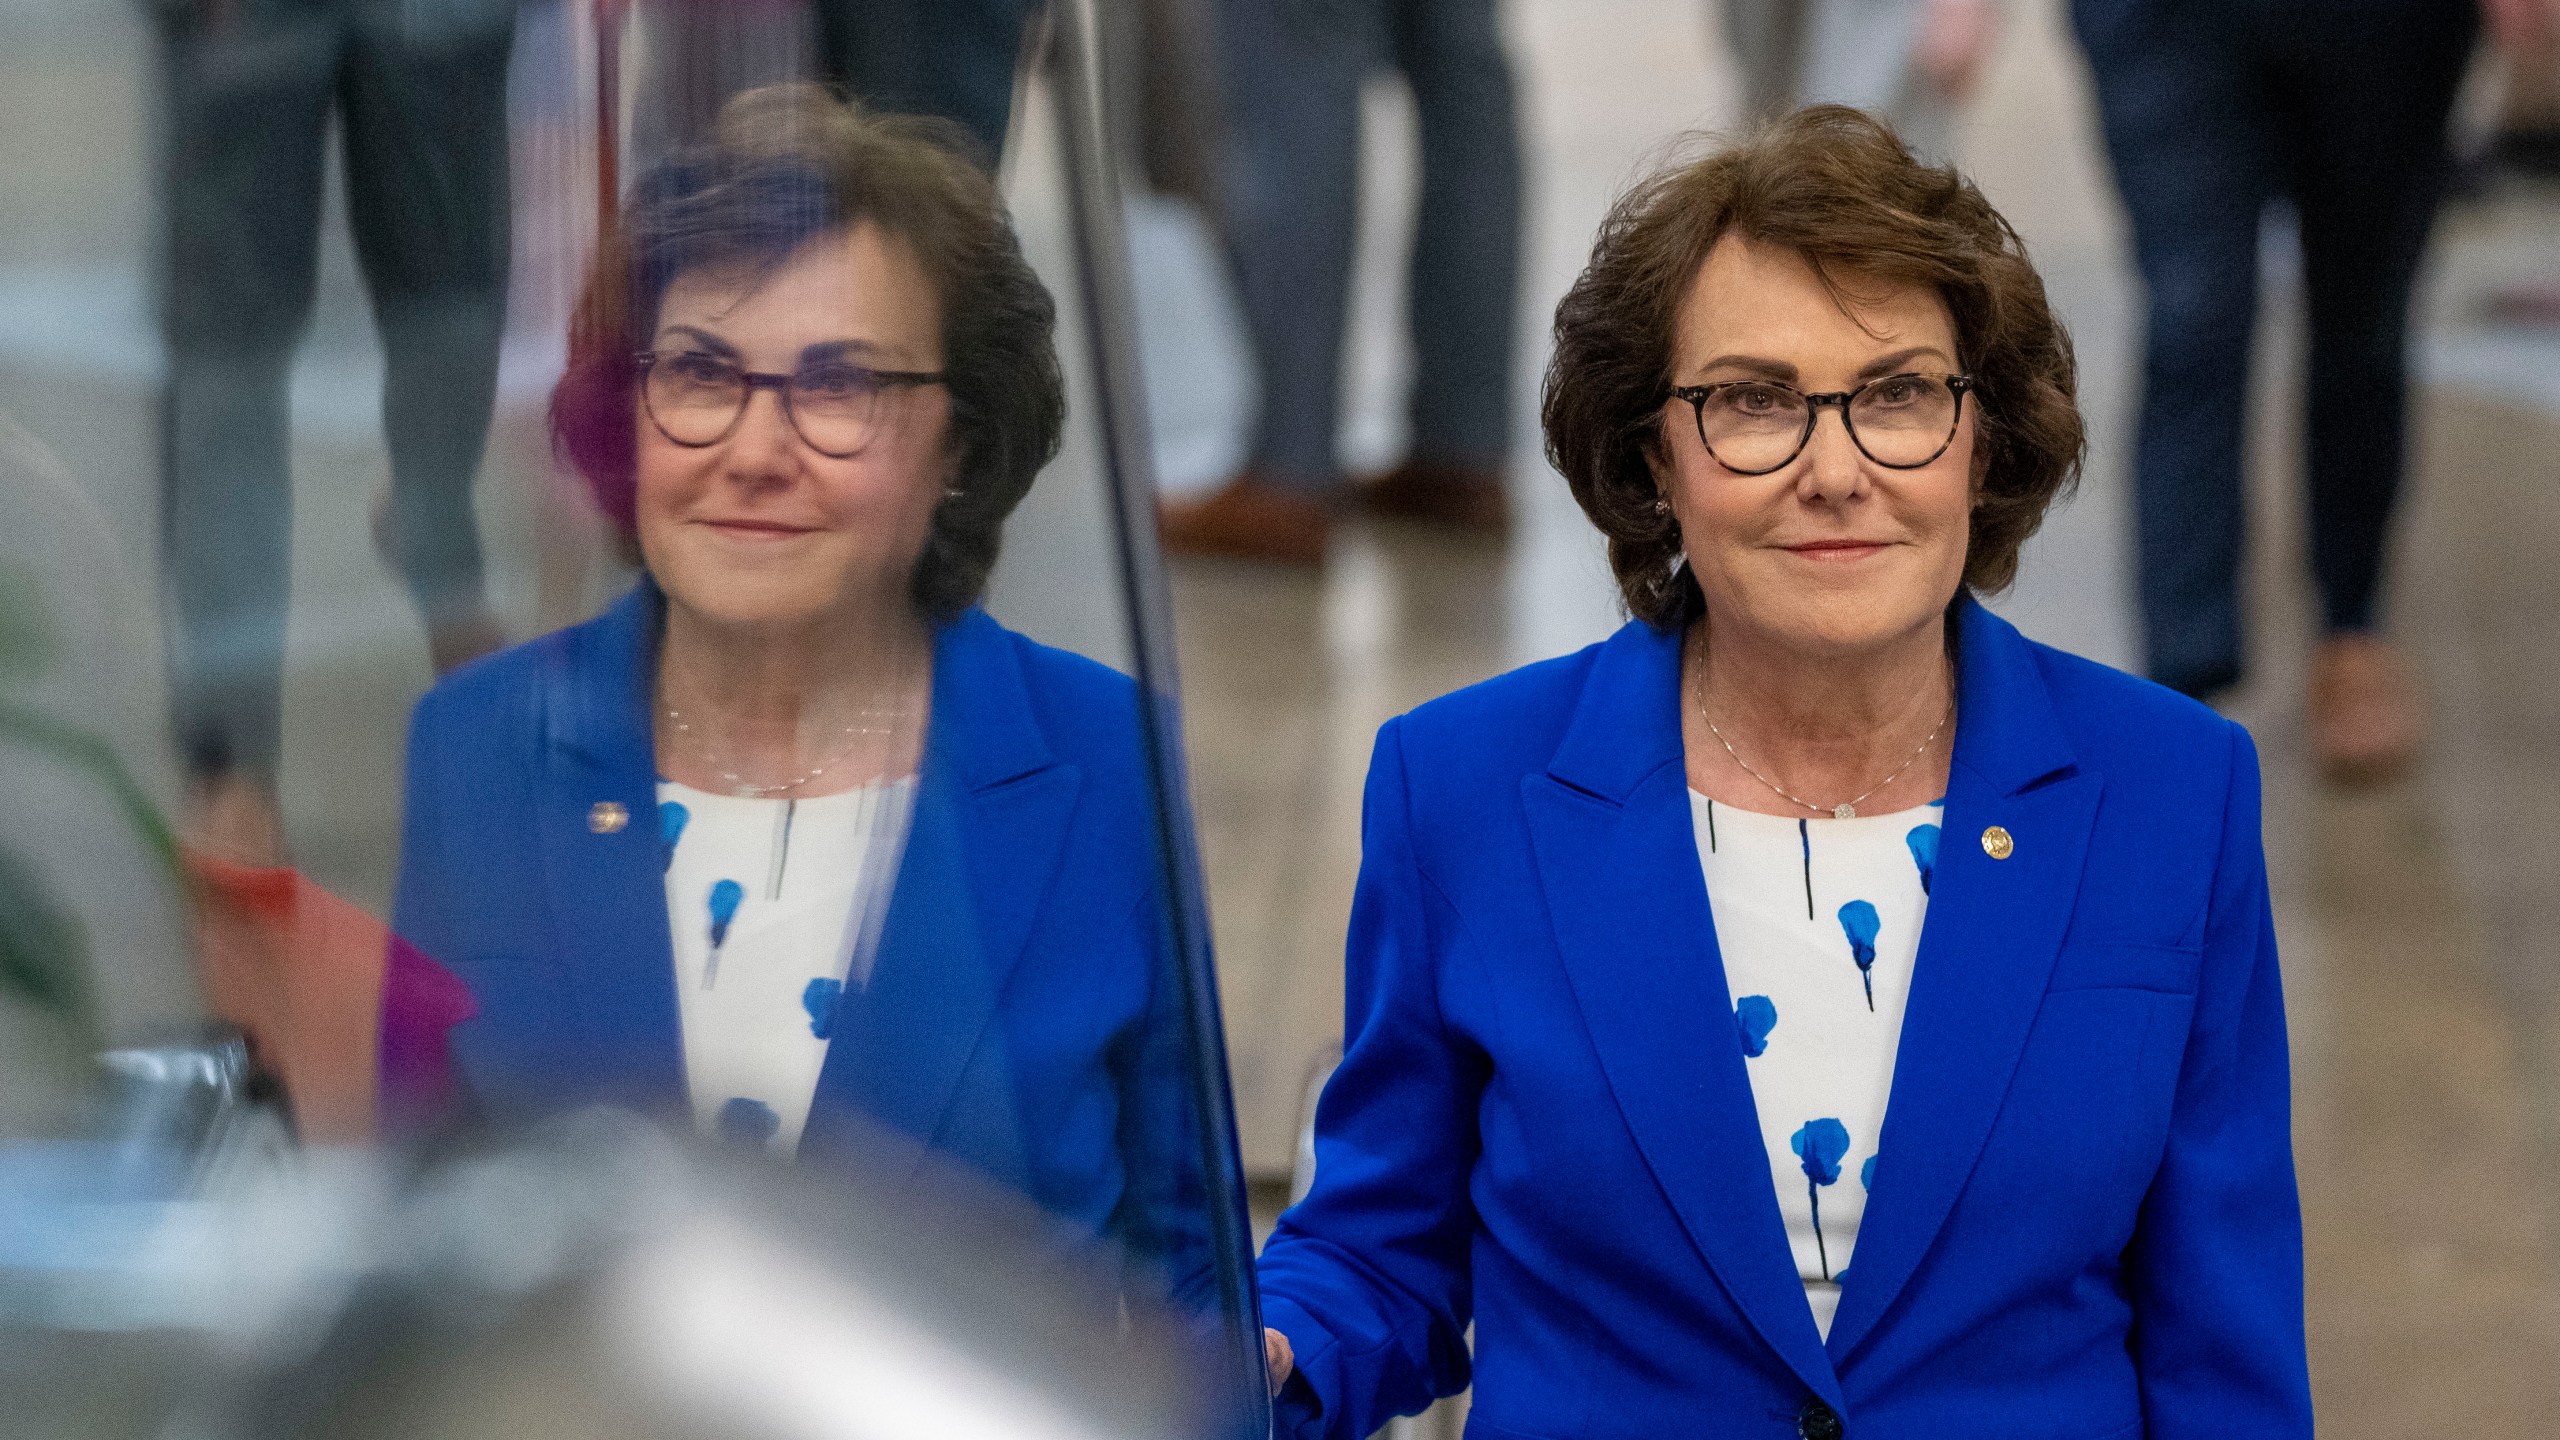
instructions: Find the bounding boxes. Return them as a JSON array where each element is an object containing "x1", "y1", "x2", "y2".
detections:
[{"x1": 1264, "y1": 1327, "x2": 1295, "y2": 1397}]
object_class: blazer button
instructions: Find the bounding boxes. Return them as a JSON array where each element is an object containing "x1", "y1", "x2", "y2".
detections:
[
  {"x1": 1980, "y1": 824, "x2": 2014, "y2": 860},
  {"x1": 1797, "y1": 1399, "x2": 1844, "y2": 1440}
]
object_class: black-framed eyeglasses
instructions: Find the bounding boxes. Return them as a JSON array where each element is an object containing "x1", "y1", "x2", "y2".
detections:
[
  {"x1": 1668, "y1": 372, "x2": 1976, "y2": 476},
  {"x1": 638, "y1": 350, "x2": 949, "y2": 458}
]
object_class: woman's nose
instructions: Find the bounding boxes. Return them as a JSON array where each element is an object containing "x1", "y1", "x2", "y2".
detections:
[
  {"x1": 722, "y1": 387, "x2": 801, "y2": 478},
  {"x1": 1796, "y1": 408, "x2": 1867, "y2": 502}
]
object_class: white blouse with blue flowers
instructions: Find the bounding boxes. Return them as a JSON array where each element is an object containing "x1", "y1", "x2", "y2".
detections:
[
  {"x1": 1692, "y1": 792, "x2": 1943, "y2": 1339},
  {"x1": 658, "y1": 778, "x2": 913, "y2": 1155}
]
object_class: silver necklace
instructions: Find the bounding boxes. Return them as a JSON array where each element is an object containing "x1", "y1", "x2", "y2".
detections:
[
  {"x1": 1703, "y1": 707, "x2": 1948, "y2": 819},
  {"x1": 1693, "y1": 647, "x2": 1953, "y2": 819},
  {"x1": 661, "y1": 696, "x2": 911, "y2": 799}
]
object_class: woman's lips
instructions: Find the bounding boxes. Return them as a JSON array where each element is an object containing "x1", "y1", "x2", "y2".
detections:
[
  {"x1": 697, "y1": 517, "x2": 819, "y2": 538},
  {"x1": 1781, "y1": 539, "x2": 1890, "y2": 559}
]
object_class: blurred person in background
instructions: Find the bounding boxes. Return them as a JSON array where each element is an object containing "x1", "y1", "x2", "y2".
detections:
[
  {"x1": 2479, "y1": 15, "x2": 2560, "y2": 324},
  {"x1": 632, "y1": 0, "x2": 1038, "y2": 172},
  {"x1": 1721, "y1": 0, "x2": 2000, "y2": 161},
  {"x1": 1159, "y1": 0, "x2": 1525, "y2": 564},
  {"x1": 392, "y1": 85, "x2": 1212, "y2": 1299},
  {"x1": 811, "y1": 0, "x2": 1039, "y2": 162},
  {"x1": 1130, "y1": 0, "x2": 1233, "y2": 213},
  {"x1": 628, "y1": 0, "x2": 817, "y2": 177},
  {"x1": 2072, "y1": 0, "x2": 2556, "y2": 779},
  {"x1": 1256, "y1": 110, "x2": 2308, "y2": 1437},
  {"x1": 2487, "y1": 9, "x2": 2560, "y2": 176},
  {"x1": 157, "y1": 0, "x2": 517, "y2": 863}
]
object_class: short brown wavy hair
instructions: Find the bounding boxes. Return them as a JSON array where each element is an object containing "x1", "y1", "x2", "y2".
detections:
[
  {"x1": 1542, "y1": 105, "x2": 2082, "y2": 628},
  {"x1": 552, "y1": 83, "x2": 1063, "y2": 623}
]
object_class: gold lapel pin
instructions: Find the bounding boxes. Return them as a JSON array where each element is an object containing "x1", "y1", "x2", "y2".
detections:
[
  {"x1": 589, "y1": 801, "x2": 630, "y2": 834},
  {"x1": 1980, "y1": 825, "x2": 2014, "y2": 860}
]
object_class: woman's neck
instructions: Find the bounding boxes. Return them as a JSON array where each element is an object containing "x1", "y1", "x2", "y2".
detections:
[
  {"x1": 654, "y1": 591, "x2": 933, "y2": 795},
  {"x1": 1682, "y1": 611, "x2": 1956, "y2": 816}
]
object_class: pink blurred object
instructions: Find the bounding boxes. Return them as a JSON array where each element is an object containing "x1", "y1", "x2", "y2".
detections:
[
  {"x1": 186, "y1": 853, "x2": 472, "y2": 1142},
  {"x1": 379, "y1": 926, "x2": 477, "y2": 1134}
]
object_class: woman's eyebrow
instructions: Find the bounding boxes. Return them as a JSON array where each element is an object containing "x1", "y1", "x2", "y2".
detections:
[
  {"x1": 1686, "y1": 345, "x2": 1956, "y2": 386},
  {"x1": 1692, "y1": 354, "x2": 1799, "y2": 382},
  {"x1": 653, "y1": 325, "x2": 738, "y2": 357},
  {"x1": 1855, "y1": 345, "x2": 1952, "y2": 379},
  {"x1": 796, "y1": 338, "x2": 903, "y2": 365}
]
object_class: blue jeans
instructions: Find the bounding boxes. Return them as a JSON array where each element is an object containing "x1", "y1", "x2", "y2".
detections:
[
  {"x1": 813, "y1": 0, "x2": 1038, "y2": 162},
  {"x1": 1218, "y1": 0, "x2": 1523, "y2": 491},
  {"x1": 2071, "y1": 0, "x2": 2475, "y2": 694},
  {"x1": 158, "y1": 0, "x2": 514, "y2": 779},
  {"x1": 1721, "y1": 0, "x2": 1956, "y2": 161}
]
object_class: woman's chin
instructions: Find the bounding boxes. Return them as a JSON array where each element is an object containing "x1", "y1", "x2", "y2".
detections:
[
  {"x1": 1742, "y1": 592, "x2": 1954, "y2": 660},
  {"x1": 660, "y1": 576, "x2": 898, "y2": 635}
]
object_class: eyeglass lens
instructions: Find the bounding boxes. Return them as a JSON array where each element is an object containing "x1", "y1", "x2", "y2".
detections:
[
  {"x1": 643, "y1": 351, "x2": 891, "y2": 457},
  {"x1": 1694, "y1": 374, "x2": 1962, "y2": 474}
]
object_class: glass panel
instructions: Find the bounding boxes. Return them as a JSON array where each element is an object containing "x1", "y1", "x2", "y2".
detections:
[{"x1": 0, "y1": 3, "x2": 1260, "y2": 1435}]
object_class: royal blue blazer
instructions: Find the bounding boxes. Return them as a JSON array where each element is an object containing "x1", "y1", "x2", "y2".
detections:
[
  {"x1": 1257, "y1": 595, "x2": 2310, "y2": 1440},
  {"x1": 392, "y1": 584, "x2": 1209, "y2": 1289}
]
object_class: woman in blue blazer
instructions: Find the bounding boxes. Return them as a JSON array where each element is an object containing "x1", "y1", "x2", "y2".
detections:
[
  {"x1": 1256, "y1": 109, "x2": 2310, "y2": 1438},
  {"x1": 392, "y1": 85, "x2": 1207, "y2": 1298}
]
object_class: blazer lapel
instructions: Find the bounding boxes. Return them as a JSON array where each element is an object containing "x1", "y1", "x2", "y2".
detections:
[
  {"x1": 1526, "y1": 621, "x2": 1845, "y2": 1409},
  {"x1": 533, "y1": 585, "x2": 687, "y2": 1114},
  {"x1": 801, "y1": 611, "x2": 1082, "y2": 1180},
  {"x1": 1823, "y1": 597, "x2": 2102, "y2": 1361}
]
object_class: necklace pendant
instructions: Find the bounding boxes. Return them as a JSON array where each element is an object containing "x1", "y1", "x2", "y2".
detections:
[{"x1": 1833, "y1": 803, "x2": 1857, "y2": 820}]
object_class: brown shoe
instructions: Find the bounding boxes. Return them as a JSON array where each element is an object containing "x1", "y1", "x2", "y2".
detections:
[
  {"x1": 2309, "y1": 633, "x2": 2423, "y2": 785},
  {"x1": 1358, "y1": 458, "x2": 1510, "y2": 538},
  {"x1": 1158, "y1": 474, "x2": 1332, "y2": 566}
]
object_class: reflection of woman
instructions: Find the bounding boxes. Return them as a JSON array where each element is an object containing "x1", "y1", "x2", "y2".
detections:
[
  {"x1": 393, "y1": 87, "x2": 1203, "y2": 1282},
  {"x1": 1258, "y1": 110, "x2": 2309, "y2": 1437}
]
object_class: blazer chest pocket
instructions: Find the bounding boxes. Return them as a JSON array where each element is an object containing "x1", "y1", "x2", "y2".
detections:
[
  {"x1": 2047, "y1": 939, "x2": 2201, "y2": 996},
  {"x1": 1983, "y1": 949, "x2": 2202, "y2": 1235}
]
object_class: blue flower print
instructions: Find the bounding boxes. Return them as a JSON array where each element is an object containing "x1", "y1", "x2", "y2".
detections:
[
  {"x1": 1860, "y1": 1153, "x2": 1878, "y2": 1191},
  {"x1": 803, "y1": 977, "x2": 845, "y2": 1040},
  {"x1": 702, "y1": 878, "x2": 745, "y2": 988},
  {"x1": 1905, "y1": 823, "x2": 1939, "y2": 896},
  {"x1": 660, "y1": 800, "x2": 690, "y2": 872},
  {"x1": 707, "y1": 878, "x2": 744, "y2": 946},
  {"x1": 1838, "y1": 900, "x2": 1881, "y2": 1011},
  {"x1": 1735, "y1": 995, "x2": 1778, "y2": 1058},
  {"x1": 1792, "y1": 1119, "x2": 1852, "y2": 1280},
  {"x1": 717, "y1": 1097, "x2": 779, "y2": 1148}
]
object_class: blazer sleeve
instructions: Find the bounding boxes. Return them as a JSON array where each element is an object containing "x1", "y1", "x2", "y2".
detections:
[
  {"x1": 1256, "y1": 718, "x2": 1484, "y2": 1440},
  {"x1": 2126, "y1": 721, "x2": 2313, "y2": 1435}
]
